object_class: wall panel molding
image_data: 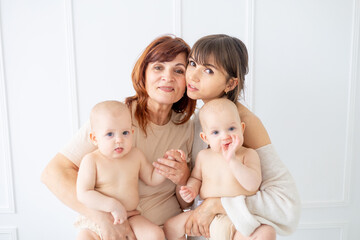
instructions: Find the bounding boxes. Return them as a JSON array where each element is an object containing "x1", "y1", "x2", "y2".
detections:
[
  {"x1": 64, "y1": 0, "x2": 80, "y2": 133},
  {"x1": 0, "y1": 227, "x2": 18, "y2": 240},
  {"x1": 302, "y1": 0, "x2": 359, "y2": 209},
  {"x1": 173, "y1": 0, "x2": 182, "y2": 37},
  {"x1": 0, "y1": 6, "x2": 15, "y2": 214},
  {"x1": 298, "y1": 222, "x2": 348, "y2": 240}
]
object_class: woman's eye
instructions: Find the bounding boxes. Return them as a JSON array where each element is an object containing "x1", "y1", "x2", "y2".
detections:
[
  {"x1": 175, "y1": 68, "x2": 185, "y2": 74},
  {"x1": 123, "y1": 131, "x2": 130, "y2": 136},
  {"x1": 154, "y1": 65, "x2": 162, "y2": 70},
  {"x1": 204, "y1": 68, "x2": 214, "y2": 74},
  {"x1": 106, "y1": 132, "x2": 113, "y2": 137},
  {"x1": 188, "y1": 60, "x2": 196, "y2": 67}
]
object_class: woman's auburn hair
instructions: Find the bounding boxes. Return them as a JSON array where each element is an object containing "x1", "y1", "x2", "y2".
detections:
[{"x1": 125, "y1": 35, "x2": 196, "y2": 135}]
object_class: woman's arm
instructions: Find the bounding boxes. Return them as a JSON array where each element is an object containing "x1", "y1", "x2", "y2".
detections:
[{"x1": 41, "y1": 153, "x2": 137, "y2": 240}]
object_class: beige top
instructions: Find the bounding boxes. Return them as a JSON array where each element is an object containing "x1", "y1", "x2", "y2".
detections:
[{"x1": 61, "y1": 104, "x2": 194, "y2": 226}]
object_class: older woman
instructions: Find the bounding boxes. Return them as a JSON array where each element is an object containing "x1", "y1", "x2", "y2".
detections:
[{"x1": 41, "y1": 35, "x2": 196, "y2": 240}]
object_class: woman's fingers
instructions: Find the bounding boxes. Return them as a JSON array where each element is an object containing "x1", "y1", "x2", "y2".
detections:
[
  {"x1": 165, "y1": 149, "x2": 186, "y2": 162},
  {"x1": 153, "y1": 149, "x2": 190, "y2": 185},
  {"x1": 157, "y1": 157, "x2": 179, "y2": 169},
  {"x1": 185, "y1": 218, "x2": 200, "y2": 236}
]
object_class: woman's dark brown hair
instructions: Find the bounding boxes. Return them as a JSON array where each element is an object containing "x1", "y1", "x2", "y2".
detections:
[
  {"x1": 190, "y1": 34, "x2": 249, "y2": 103},
  {"x1": 125, "y1": 35, "x2": 196, "y2": 135}
]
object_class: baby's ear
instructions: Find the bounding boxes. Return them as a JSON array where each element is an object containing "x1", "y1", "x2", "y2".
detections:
[
  {"x1": 241, "y1": 122, "x2": 246, "y2": 133},
  {"x1": 89, "y1": 132, "x2": 97, "y2": 145},
  {"x1": 199, "y1": 132, "x2": 209, "y2": 145}
]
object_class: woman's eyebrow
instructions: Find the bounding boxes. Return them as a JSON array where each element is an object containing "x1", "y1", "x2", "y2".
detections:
[
  {"x1": 203, "y1": 63, "x2": 219, "y2": 70},
  {"x1": 188, "y1": 57, "x2": 219, "y2": 70}
]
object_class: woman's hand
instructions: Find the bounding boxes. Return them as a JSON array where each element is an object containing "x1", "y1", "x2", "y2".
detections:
[
  {"x1": 153, "y1": 149, "x2": 190, "y2": 186},
  {"x1": 185, "y1": 198, "x2": 225, "y2": 238},
  {"x1": 94, "y1": 210, "x2": 137, "y2": 240}
]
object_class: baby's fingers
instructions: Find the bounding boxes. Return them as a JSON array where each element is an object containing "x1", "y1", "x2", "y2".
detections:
[{"x1": 231, "y1": 134, "x2": 240, "y2": 147}]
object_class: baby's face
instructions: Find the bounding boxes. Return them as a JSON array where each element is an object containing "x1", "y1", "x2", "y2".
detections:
[
  {"x1": 202, "y1": 108, "x2": 244, "y2": 153},
  {"x1": 92, "y1": 112, "x2": 133, "y2": 160}
]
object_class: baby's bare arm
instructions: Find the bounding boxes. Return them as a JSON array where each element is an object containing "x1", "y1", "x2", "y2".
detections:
[
  {"x1": 186, "y1": 154, "x2": 202, "y2": 194},
  {"x1": 179, "y1": 153, "x2": 203, "y2": 202},
  {"x1": 137, "y1": 149, "x2": 166, "y2": 186},
  {"x1": 77, "y1": 154, "x2": 126, "y2": 222},
  {"x1": 229, "y1": 148, "x2": 262, "y2": 192}
]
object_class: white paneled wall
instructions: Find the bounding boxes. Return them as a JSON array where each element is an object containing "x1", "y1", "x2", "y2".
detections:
[{"x1": 0, "y1": 0, "x2": 359, "y2": 239}]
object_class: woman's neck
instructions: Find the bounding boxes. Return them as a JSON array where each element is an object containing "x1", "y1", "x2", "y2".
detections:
[{"x1": 147, "y1": 100, "x2": 172, "y2": 125}]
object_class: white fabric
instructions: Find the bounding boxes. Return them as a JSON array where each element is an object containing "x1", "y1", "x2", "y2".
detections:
[{"x1": 191, "y1": 111, "x2": 301, "y2": 238}]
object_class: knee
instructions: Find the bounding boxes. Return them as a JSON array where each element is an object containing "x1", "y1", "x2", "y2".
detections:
[
  {"x1": 254, "y1": 225, "x2": 276, "y2": 240},
  {"x1": 76, "y1": 229, "x2": 100, "y2": 240},
  {"x1": 148, "y1": 226, "x2": 165, "y2": 240},
  {"x1": 262, "y1": 225, "x2": 276, "y2": 240},
  {"x1": 163, "y1": 218, "x2": 176, "y2": 236}
]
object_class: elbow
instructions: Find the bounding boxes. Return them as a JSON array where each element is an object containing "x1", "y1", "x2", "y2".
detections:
[
  {"x1": 40, "y1": 164, "x2": 53, "y2": 187},
  {"x1": 245, "y1": 184, "x2": 260, "y2": 193},
  {"x1": 76, "y1": 191, "x2": 85, "y2": 205},
  {"x1": 244, "y1": 179, "x2": 262, "y2": 193}
]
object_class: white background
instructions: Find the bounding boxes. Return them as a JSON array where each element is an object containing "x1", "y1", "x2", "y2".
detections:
[{"x1": 0, "y1": 0, "x2": 359, "y2": 239}]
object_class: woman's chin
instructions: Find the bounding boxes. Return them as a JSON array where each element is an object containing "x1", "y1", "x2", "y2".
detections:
[{"x1": 186, "y1": 91, "x2": 200, "y2": 100}]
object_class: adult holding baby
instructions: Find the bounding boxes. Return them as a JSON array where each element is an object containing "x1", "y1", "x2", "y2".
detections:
[
  {"x1": 156, "y1": 34, "x2": 301, "y2": 239},
  {"x1": 41, "y1": 35, "x2": 196, "y2": 240}
]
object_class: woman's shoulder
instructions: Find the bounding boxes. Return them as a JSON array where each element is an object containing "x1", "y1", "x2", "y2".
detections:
[{"x1": 236, "y1": 102, "x2": 271, "y2": 149}]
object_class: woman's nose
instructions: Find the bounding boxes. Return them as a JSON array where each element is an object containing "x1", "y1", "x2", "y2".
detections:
[
  {"x1": 188, "y1": 69, "x2": 200, "y2": 83},
  {"x1": 161, "y1": 69, "x2": 174, "y2": 82}
]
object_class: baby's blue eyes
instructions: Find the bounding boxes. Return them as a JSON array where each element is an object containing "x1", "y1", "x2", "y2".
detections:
[
  {"x1": 123, "y1": 131, "x2": 130, "y2": 136},
  {"x1": 106, "y1": 132, "x2": 113, "y2": 137},
  {"x1": 211, "y1": 127, "x2": 235, "y2": 135}
]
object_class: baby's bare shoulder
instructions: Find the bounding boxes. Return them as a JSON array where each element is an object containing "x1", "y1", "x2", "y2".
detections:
[
  {"x1": 126, "y1": 147, "x2": 146, "y2": 162},
  {"x1": 82, "y1": 150, "x2": 100, "y2": 163}
]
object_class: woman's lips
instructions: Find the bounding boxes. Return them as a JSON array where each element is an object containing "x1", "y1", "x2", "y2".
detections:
[
  {"x1": 187, "y1": 83, "x2": 198, "y2": 91},
  {"x1": 158, "y1": 86, "x2": 174, "y2": 92}
]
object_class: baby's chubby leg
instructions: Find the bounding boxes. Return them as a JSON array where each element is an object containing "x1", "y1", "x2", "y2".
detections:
[
  {"x1": 233, "y1": 224, "x2": 276, "y2": 240},
  {"x1": 164, "y1": 211, "x2": 193, "y2": 240},
  {"x1": 128, "y1": 215, "x2": 165, "y2": 240},
  {"x1": 76, "y1": 229, "x2": 101, "y2": 240}
]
